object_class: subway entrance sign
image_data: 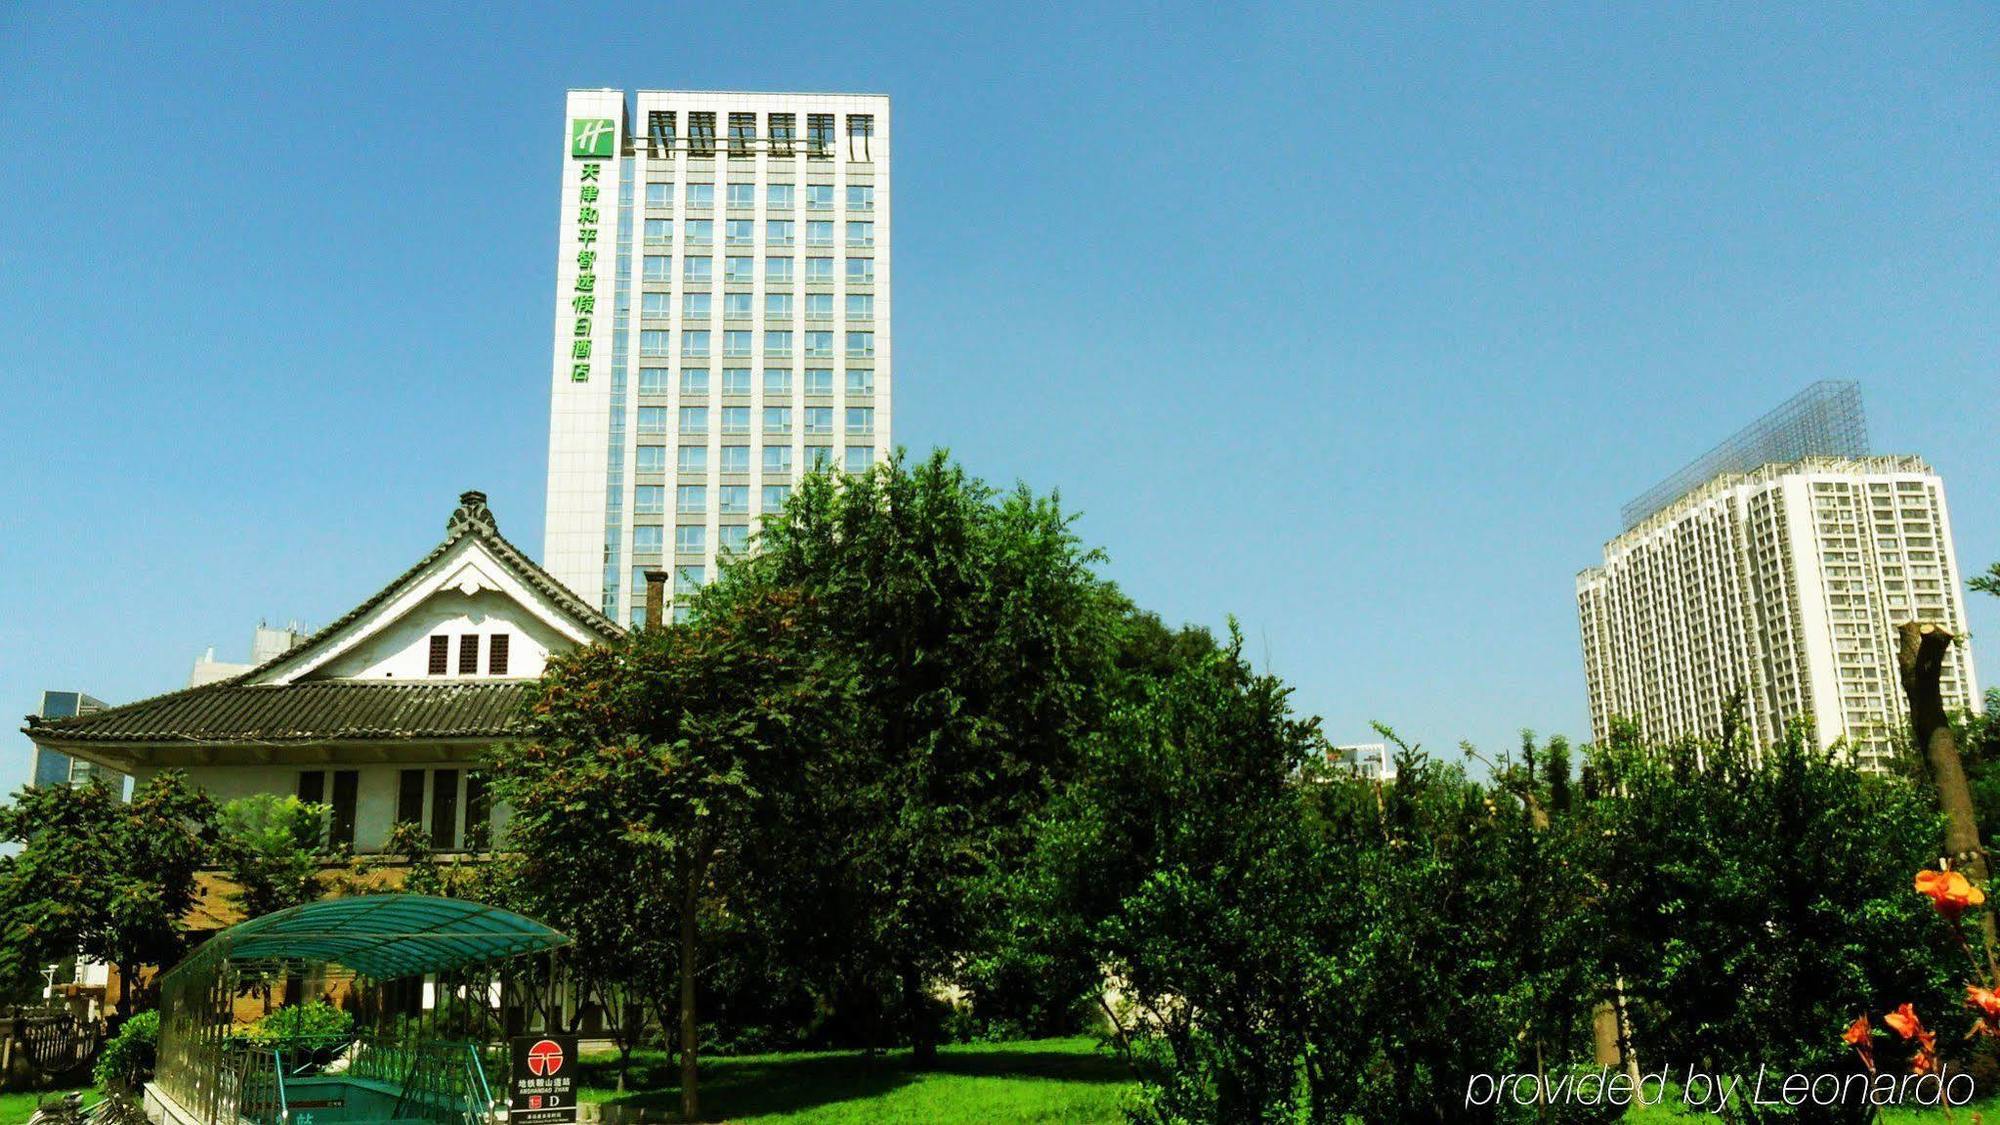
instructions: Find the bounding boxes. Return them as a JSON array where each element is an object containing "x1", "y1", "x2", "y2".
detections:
[{"x1": 510, "y1": 1034, "x2": 579, "y2": 1124}]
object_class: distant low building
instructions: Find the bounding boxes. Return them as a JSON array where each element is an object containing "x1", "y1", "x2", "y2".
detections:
[
  {"x1": 32, "y1": 691, "x2": 114, "y2": 790},
  {"x1": 1329, "y1": 742, "x2": 1397, "y2": 783},
  {"x1": 188, "y1": 624, "x2": 309, "y2": 687}
]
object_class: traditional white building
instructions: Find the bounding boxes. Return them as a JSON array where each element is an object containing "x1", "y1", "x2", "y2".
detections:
[{"x1": 25, "y1": 492, "x2": 623, "y2": 856}]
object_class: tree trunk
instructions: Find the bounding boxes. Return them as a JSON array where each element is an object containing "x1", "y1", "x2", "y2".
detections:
[
  {"x1": 1898, "y1": 621, "x2": 1998, "y2": 976},
  {"x1": 679, "y1": 868, "x2": 701, "y2": 1122},
  {"x1": 903, "y1": 964, "x2": 936, "y2": 1067}
]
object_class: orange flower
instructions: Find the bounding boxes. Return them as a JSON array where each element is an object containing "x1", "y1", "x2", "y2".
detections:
[
  {"x1": 1884, "y1": 1003, "x2": 1926, "y2": 1041},
  {"x1": 1844, "y1": 1013, "x2": 1876, "y2": 1070},
  {"x1": 1916, "y1": 869, "x2": 1985, "y2": 920},
  {"x1": 1844, "y1": 1014, "x2": 1872, "y2": 1045},
  {"x1": 1968, "y1": 985, "x2": 2000, "y2": 1022}
]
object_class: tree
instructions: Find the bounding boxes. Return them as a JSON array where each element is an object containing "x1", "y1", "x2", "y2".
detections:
[
  {"x1": 490, "y1": 585, "x2": 822, "y2": 1119},
  {"x1": 1029, "y1": 627, "x2": 1331, "y2": 1121},
  {"x1": 214, "y1": 794, "x2": 332, "y2": 920},
  {"x1": 0, "y1": 772, "x2": 216, "y2": 1015},
  {"x1": 709, "y1": 449, "x2": 1123, "y2": 1062}
]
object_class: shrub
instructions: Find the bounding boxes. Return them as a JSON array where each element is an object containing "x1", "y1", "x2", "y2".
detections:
[
  {"x1": 94, "y1": 1010, "x2": 159, "y2": 1091},
  {"x1": 247, "y1": 1000, "x2": 352, "y2": 1045}
]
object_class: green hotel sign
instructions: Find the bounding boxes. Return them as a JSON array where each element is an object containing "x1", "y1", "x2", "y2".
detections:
[
  {"x1": 568, "y1": 160, "x2": 602, "y2": 383},
  {"x1": 570, "y1": 118, "x2": 615, "y2": 158}
]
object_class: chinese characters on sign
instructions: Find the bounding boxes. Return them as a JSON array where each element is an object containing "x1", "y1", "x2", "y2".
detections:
[
  {"x1": 510, "y1": 1034, "x2": 578, "y2": 1125},
  {"x1": 569, "y1": 160, "x2": 602, "y2": 383}
]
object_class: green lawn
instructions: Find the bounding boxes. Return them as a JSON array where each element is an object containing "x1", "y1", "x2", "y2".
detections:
[
  {"x1": 0, "y1": 1088, "x2": 98, "y2": 1125},
  {"x1": 577, "y1": 1037, "x2": 1135, "y2": 1123}
]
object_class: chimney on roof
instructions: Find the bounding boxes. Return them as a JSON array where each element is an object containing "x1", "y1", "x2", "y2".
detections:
[{"x1": 644, "y1": 568, "x2": 669, "y2": 630}]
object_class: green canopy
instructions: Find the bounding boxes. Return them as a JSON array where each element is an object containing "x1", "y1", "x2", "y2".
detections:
[{"x1": 162, "y1": 894, "x2": 568, "y2": 983}]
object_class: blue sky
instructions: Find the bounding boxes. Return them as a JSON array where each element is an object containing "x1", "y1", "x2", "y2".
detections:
[{"x1": 1, "y1": 3, "x2": 1995, "y2": 787}]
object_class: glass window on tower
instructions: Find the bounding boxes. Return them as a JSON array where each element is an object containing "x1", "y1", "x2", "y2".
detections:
[
  {"x1": 634, "y1": 485, "x2": 665, "y2": 514},
  {"x1": 678, "y1": 445, "x2": 707, "y2": 473},
  {"x1": 806, "y1": 221, "x2": 834, "y2": 247},
  {"x1": 679, "y1": 406, "x2": 708, "y2": 433},
  {"x1": 846, "y1": 294, "x2": 873, "y2": 321},
  {"x1": 680, "y1": 368, "x2": 710, "y2": 395},
  {"x1": 675, "y1": 525, "x2": 705, "y2": 555},
  {"x1": 720, "y1": 445, "x2": 750, "y2": 473},
  {"x1": 645, "y1": 182, "x2": 671, "y2": 209},
  {"x1": 682, "y1": 292, "x2": 711, "y2": 319},
  {"x1": 806, "y1": 293, "x2": 833, "y2": 321},
  {"x1": 636, "y1": 445, "x2": 666, "y2": 472},
  {"x1": 763, "y1": 445, "x2": 792, "y2": 473},
  {"x1": 684, "y1": 256, "x2": 712, "y2": 283},
  {"x1": 638, "y1": 368, "x2": 669, "y2": 394},
  {"x1": 805, "y1": 368, "x2": 833, "y2": 395},
  {"x1": 846, "y1": 257, "x2": 874, "y2": 284},
  {"x1": 641, "y1": 292, "x2": 670, "y2": 318},
  {"x1": 766, "y1": 256, "x2": 794, "y2": 284},
  {"x1": 722, "y1": 368, "x2": 752, "y2": 395},
  {"x1": 639, "y1": 330, "x2": 669, "y2": 357},
  {"x1": 846, "y1": 369, "x2": 874, "y2": 395},
  {"x1": 682, "y1": 330, "x2": 711, "y2": 357},
  {"x1": 686, "y1": 182, "x2": 714, "y2": 208},
  {"x1": 685, "y1": 219, "x2": 713, "y2": 246},
  {"x1": 805, "y1": 331, "x2": 834, "y2": 358},
  {"x1": 847, "y1": 184, "x2": 874, "y2": 211},
  {"x1": 724, "y1": 291, "x2": 753, "y2": 319},
  {"x1": 768, "y1": 220, "x2": 794, "y2": 247},
  {"x1": 721, "y1": 406, "x2": 751, "y2": 434},
  {"x1": 676, "y1": 565, "x2": 706, "y2": 595},
  {"x1": 766, "y1": 293, "x2": 794, "y2": 319},
  {"x1": 726, "y1": 219, "x2": 753, "y2": 246},
  {"x1": 766, "y1": 331, "x2": 793, "y2": 357},
  {"x1": 726, "y1": 257, "x2": 754, "y2": 283},
  {"x1": 845, "y1": 446, "x2": 872, "y2": 474},
  {"x1": 806, "y1": 184, "x2": 834, "y2": 211},
  {"x1": 806, "y1": 257, "x2": 833, "y2": 282},
  {"x1": 643, "y1": 218, "x2": 670, "y2": 245},
  {"x1": 764, "y1": 368, "x2": 791, "y2": 395},
  {"x1": 764, "y1": 406, "x2": 792, "y2": 434},
  {"x1": 805, "y1": 445, "x2": 834, "y2": 470},
  {"x1": 643, "y1": 255, "x2": 670, "y2": 281},
  {"x1": 723, "y1": 331, "x2": 752, "y2": 357},
  {"x1": 719, "y1": 486, "x2": 749, "y2": 514},
  {"x1": 637, "y1": 407, "x2": 667, "y2": 434},
  {"x1": 763, "y1": 484, "x2": 791, "y2": 512},
  {"x1": 677, "y1": 485, "x2": 707, "y2": 513},
  {"x1": 767, "y1": 183, "x2": 795, "y2": 209},
  {"x1": 727, "y1": 182, "x2": 755, "y2": 209},
  {"x1": 719, "y1": 525, "x2": 750, "y2": 554},
  {"x1": 634, "y1": 526, "x2": 664, "y2": 553}
]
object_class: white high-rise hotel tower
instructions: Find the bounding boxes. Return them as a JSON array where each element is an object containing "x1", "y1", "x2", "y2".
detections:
[
  {"x1": 545, "y1": 90, "x2": 891, "y2": 625},
  {"x1": 1576, "y1": 382, "x2": 1980, "y2": 767}
]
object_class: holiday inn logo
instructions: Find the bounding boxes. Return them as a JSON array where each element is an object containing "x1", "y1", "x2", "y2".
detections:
[{"x1": 570, "y1": 118, "x2": 616, "y2": 158}]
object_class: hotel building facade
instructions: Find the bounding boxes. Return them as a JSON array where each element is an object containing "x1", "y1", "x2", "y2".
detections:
[
  {"x1": 544, "y1": 90, "x2": 892, "y2": 625},
  {"x1": 1576, "y1": 385, "x2": 1980, "y2": 767}
]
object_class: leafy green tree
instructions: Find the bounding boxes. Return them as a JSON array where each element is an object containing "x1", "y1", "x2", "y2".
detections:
[
  {"x1": 1029, "y1": 626, "x2": 1329, "y2": 1121},
  {"x1": 214, "y1": 794, "x2": 332, "y2": 919},
  {"x1": 0, "y1": 772, "x2": 215, "y2": 1014},
  {"x1": 710, "y1": 449, "x2": 1123, "y2": 1061},
  {"x1": 490, "y1": 585, "x2": 823, "y2": 1118},
  {"x1": 1590, "y1": 722, "x2": 1959, "y2": 1123}
]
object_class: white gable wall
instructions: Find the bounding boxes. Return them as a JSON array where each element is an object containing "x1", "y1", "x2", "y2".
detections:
[{"x1": 310, "y1": 589, "x2": 569, "y2": 681}]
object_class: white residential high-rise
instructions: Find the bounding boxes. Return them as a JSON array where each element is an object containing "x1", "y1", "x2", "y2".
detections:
[
  {"x1": 545, "y1": 90, "x2": 892, "y2": 625},
  {"x1": 1576, "y1": 384, "x2": 1980, "y2": 767}
]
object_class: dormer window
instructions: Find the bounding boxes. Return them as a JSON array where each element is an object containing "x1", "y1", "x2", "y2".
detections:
[
  {"x1": 489, "y1": 634, "x2": 510, "y2": 676},
  {"x1": 428, "y1": 636, "x2": 449, "y2": 675},
  {"x1": 458, "y1": 635, "x2": 480, "y2": 675}
]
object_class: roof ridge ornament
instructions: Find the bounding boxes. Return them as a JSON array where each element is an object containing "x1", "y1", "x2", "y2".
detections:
[{"x1": 449, "y1": 490, "x2": 498, "y2": 535}]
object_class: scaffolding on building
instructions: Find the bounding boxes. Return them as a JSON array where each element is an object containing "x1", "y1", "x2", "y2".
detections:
[{"x1": 1621, "y1": 380, "x2": 1870, "y2": 529}]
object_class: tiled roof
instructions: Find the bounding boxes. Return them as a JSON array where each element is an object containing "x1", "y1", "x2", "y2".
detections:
[{"x1": 29, "y1": 680, "x2": 535, "y2": 745}]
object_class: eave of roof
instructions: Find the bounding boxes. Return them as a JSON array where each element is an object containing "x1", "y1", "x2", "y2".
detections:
[{"x1": 26, "y1": 680, "x2": 538, "y2": 746}]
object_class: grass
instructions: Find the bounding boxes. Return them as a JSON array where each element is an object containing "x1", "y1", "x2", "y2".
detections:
[
  {"x1": 576, "y1": 1036, "x2": 1135, "y2": 1123},
  {"x1": 0, "y1": 1088, "x2": 98, "y2": 1125}
]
